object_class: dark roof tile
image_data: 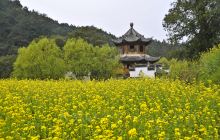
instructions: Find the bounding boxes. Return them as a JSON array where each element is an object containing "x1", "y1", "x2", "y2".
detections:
[
  {"x1": 120, "y1": 55, "x2": 160, "y2": 63},
  {"x1": 113, "y1": 23, "x2": 152, "y2": 45}
]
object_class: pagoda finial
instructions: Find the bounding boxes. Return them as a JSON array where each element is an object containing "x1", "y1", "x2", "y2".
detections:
[{"x1": 130, "y1": 22, "x2": 134, "y2": 28}]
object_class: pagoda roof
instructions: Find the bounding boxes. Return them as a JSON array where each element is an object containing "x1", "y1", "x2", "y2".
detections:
[
  {"x1": 120, "y1": 54, "x2": 160, "y2": 64},
  {"x1": 113, "y1": 23, "x2": 152, "y2": 46}
]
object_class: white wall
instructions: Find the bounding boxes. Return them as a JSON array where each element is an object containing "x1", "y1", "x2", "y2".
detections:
[{"x1": 129, "y1": 66, "x2": 156, "y2": 78}]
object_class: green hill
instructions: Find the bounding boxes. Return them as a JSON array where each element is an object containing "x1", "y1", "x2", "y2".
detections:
[{"x1": 0, "y1": 0, "x2": 116, "y2": 56}]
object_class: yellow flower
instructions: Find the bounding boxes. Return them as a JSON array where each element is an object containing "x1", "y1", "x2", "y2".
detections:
[
  {"x1": 158, "y1": 131, "x2": 165, "y2": 138},
  {"x1": 128, "y1": 128, "x2": 137, "y2": 137},
  {"x1": 117, "y1": 120, "x2": 123, "y2": 125},
  {"x1": 30, "y1": 135, "x2": 40, "y2": 140},
  {"x1": 174, "y1": 128, "x2": 181, "y2": 138},
  {"x1": 140, "y1": 102, "x2": 148, "y2": 111},
  {"x1": 125, "y1": 115, "x2": 131, "y2": 120},
  {"x1": 184, "y1": 137, "x2": 191, "y2": 140},
  {"x1": 41, "y1": 125, "x2": 46, "y2": 131},
  {"x1": 100, "y1": 117, "x2": 109, "y2": 125},
  {"x1": 111, "y1": 123, "x2": 117, "y2": 129},
  {"x1": 117, "y1": 136, "x2": 123, "y2": 140},
  {"x1": 133, "y1": 116, "x2": 138, "y2": 123},
  {"x1": 0, "y1": 79, "x2": 218, "y2": 139}
]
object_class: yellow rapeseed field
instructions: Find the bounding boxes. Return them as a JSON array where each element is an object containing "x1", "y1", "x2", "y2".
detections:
[{"x1": 0, "y1": 79, "x2": 219, "y2": 139}]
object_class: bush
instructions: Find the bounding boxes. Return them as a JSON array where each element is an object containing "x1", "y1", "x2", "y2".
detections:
[
  {"x1": 157, "y1": 58, "x2": 199, "y2": 83},
  {"x1": 158, "y1": 57, "x2": 170, "y2": 69},
  {"x1": 199, "y1": 44, "x2": 220, "y2": 84},
  {"x1": 155, "y1": 44, "x2": 220, "y2": 84}
]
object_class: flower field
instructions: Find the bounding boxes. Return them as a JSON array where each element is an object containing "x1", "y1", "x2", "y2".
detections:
[{"x1": 0, "y1": 79, "x2": 219, "y2": 139}]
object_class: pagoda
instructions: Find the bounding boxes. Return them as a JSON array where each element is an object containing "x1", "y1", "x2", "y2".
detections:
[{"x1": 113, "y1": 23, "x2": 160, "y2": 77}]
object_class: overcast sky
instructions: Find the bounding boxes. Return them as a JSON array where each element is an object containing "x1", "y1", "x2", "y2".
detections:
[{"x1": 19, "y1": 0, "x2": 175, "y2": 41}]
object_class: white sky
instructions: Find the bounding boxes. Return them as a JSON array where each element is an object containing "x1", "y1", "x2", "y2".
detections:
[{"x1": 19, "y1": 0, "x2": 175, "y2": 41}]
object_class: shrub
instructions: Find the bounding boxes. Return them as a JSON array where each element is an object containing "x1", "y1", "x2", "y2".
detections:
[
  {"x1": 199, "y1": 44, "x2": 220, "y2": 84},
  {"x1": 158, "y1": 58, "x2": 199, "y2": 83},
  {"x1": 158, "y1": 57, "x2": 170, "y2": 69}
]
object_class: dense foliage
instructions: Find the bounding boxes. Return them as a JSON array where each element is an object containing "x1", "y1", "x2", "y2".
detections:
[
  {"x1": 199, "y1": 44, "x2": 220, "y2": 83},
  {"x1": 163, "y1": 0, "x2": 220, "y2": 59},
  {"x1": 13, "y1": 37, "x2": 120, "y2": 80},
  {"x1": 0, "y1": 55, "x2": 16, "y2": 78},
  {"x1": 148, "y1": 40, "x2": 184, "y2": 59},
  {"x1": 13, "y1": 38, "x2": 66, "y2": 79},
  {"x1": 162, "y1": 58, "x2": 199, "y2": 83},
  {"x1": 159, "y1": 44, "x2": 220, "y2": 84},
  {"x1": 0, "y1": 79, "x2": 219, "y2": 139},
  {"x1": 63, "y1": 38, "x2": 120, "y2": 79}
]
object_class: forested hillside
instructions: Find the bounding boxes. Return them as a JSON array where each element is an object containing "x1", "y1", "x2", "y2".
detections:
[
  {"x1": 148, "y1": 40, "x2": 183, "y2": 59},
  {"x1": 0, "y1": 0, "x2": 116, "y2": 56}
]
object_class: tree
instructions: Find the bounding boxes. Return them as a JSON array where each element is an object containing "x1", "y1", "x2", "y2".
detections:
[
  {"x1": 63, "y1": 38, "x2": 120, "y2": 79},
  {"x1": 148, "y1": 39, "x2": 183, "y2": 59},
  {"x1": 64, "y1": 38, "x2": 94, "y2": 78},
  {"x1": 91, "y1": 44, "x2": 120, "y2": 79},
  {"x1": 0, "y1": 55, "x2": 16, "y2": 78},
  {"x1": 13, "y1": 38, "x2": 66, "y2": 79},
  {"x1": 163, "y1": 0, "x2": 220, "y2": 59}
]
